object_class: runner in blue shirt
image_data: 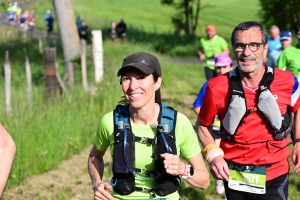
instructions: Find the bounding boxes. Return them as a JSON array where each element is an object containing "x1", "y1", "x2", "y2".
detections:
[
  {"x1": 193, "y1": 53, "x2": 233, "y2": 196},
  {"x1": 266, "y1": 25, "x2": 281, "y2": 68}
]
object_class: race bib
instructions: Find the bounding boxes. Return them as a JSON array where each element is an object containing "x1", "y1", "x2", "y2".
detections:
[
  {"x1": 206, "y1": 59, "x2": 215, "y2": 66},
  {"x1": 228, "y1": 163, "x2": 266, "y2": 194}
]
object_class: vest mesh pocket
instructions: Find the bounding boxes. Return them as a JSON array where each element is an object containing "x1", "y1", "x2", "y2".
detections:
[
  {"x1": 153, "y1": 131, "x2": 179, "y2": 196},
  {"x1": 112, "y1": 174, "x2": 135, "y2": 195}
]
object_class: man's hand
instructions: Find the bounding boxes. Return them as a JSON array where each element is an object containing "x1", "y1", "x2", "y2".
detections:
[
  {"x1": 292, "y1": 143, "x2": 300, "y2": 172},
  {"x1": 199, "y1": 54, "x2": 205, "y2": 61},
  {"x1": 210, "y1": 156, "x2": 230, "y2": 181}
]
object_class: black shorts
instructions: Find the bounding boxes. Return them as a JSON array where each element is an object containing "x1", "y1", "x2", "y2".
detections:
[
  {"x1": 47, "y1": 26, "x2": 53, "y2": 32},
  {"x1": 204, "y1": 66, "x2": 217, "y2": 81},
  {"x1": 224, "y1": 173, "x2": 288, "y2": 200}
]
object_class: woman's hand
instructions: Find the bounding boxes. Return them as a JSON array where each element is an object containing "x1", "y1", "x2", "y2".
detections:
[
  {"x1": 93, "y1": 182, "x2": 115, "y2": 200},
  {"x1": 161, "y1": 153, "x2": 185, "y2": 176}
]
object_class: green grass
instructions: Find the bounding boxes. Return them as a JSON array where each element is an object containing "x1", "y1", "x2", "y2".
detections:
[
  {"x1": 27, "y1": 0, "x2": 261, "y2": 57},
  {"x1": 2, "y1": 0, "x2": 300, "y2": 199},
  {"x1": 0, "y1": 31, "x2": 207, "y2": 198}
]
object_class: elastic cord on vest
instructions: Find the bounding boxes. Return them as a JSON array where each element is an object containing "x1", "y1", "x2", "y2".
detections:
[
  {"x1": 124, "y1": 125, "x2": 135, "y2": 174},
  {"x1": 151, "y1": 123, "x2": 172, "y2": 153}
]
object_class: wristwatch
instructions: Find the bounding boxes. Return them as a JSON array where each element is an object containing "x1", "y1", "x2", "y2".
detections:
[{"x1": 181, "y1": 164, "x2": 194, "y2": 179}]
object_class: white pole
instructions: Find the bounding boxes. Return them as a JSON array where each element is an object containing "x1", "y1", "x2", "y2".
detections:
[
  {"x1": 91, "y1": 30, "x2": 103, "y2": 83},
  {"x1": 81, "y1": 39, "x2": 88, "y2": 91},
  {"x1": 24, "y1": 49, "x2": 32, "y2": 105},
  {"x1": 4, "y1": 51, "x2": 12, "y2": 114},
  {"x1": 39, "y1": 37, "x2": 43, "y2": 54}
]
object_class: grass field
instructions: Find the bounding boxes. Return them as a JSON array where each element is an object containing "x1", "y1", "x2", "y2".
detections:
[
  {"x1": 1, "y1": 0, "x2": 300, "y2": 199},
  {"x1": 28, "y1": 0, "x2": 261, "y2": 57}
]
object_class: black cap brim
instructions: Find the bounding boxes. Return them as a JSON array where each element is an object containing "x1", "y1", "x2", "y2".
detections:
[{"x1": 117, "y1": 63, "x2": 155, "y2": 76}]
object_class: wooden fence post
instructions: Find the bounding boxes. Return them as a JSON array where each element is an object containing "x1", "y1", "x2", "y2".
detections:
[
  {"x1": 92, "y1": 30, "x2": 103, "y2": 83},
  {"x1": 43, "y1": 48, "x2": 61, "y2": 100},
  {"x1": 24, "y1": 48, "x2": 32, "y2": 105},
  {"x1": 4, "y1": 51, "x2": 12, "y2": 114},
  {"x1": 81, "y1": 39, "x2": 88, "y2": 92}
]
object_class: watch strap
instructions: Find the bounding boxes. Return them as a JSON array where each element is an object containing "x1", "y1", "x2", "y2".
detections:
[{"x1": 181, "y1": 164, "x2": 192, "y2": 179}]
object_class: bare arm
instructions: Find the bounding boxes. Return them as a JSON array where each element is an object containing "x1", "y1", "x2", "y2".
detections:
[
  {"x1": 222, "y1": 47, "x2": 230, "y2": 55},
  {"x1": 196, "y1": 120, "x2": 230, "y2": 180},
  {"x1": 0, "y1": 123, "x2": 16, "y2": 198},
  {"x1": 194, "y1": 107, "x2": 200, "y2": 115},
  {"x1": 185, "y1": 153, "x2": 210, "y2": 189},
  {"x1": 292, "y1": 108, "x2": 300, "y2": 172},
  {"x1": 161, "y1": 152, "x2": 210, "y2": 189},
  {"x1": 214, "y1": 48, "x2": 230, "y2": 58},
  {"x1": 88, "y1": 145, "x2": 115, "y2": 200},
  {"x1": 196, "y1": 119, "x2": 215, "y2": 148},
  {"x1": 197, "y1": 47, "x2": 205, "y2": 61}
]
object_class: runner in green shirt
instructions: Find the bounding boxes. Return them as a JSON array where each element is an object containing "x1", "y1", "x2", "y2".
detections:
[
  {"x1": 197, "y1": 24, "x2": 229, "y2": 80},
  {"x1": 88, "y1": 52, "x2": 210, "y2": 200},
  {"x1": 277, "y1": 30, "x2": 300, "y2": 80}
]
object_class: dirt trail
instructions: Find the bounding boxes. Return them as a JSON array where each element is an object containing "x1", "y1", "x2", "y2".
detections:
[
  {"x1": 3, "y1": 146, "x2": 92, "y2": 199},
  {"x1": 2, "y1": 146, "x2": 115, "y2": 200}
]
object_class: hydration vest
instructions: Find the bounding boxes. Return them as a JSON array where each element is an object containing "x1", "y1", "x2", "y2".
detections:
[
  {"x1": 221, "y1": 66, "x2": 292, "y2": 142},
  {"x1": 111, "y1": 103, "x2": 180, "y2": 198}
]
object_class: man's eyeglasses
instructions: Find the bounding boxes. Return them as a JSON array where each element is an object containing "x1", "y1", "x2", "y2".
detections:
[{"x1": 234, "y1": 42, "x2": 265, "y2": 52}]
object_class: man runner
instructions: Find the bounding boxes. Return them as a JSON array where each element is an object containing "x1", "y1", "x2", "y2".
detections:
[
  {"x1": 197, "y1": 25, "x2": 229, "y2": 80},
  {"x1": 198, "y1": 21, "x2": 300, "y2": 200}
]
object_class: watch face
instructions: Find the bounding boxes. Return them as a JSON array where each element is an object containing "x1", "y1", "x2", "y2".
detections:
[{"x1": 190, "y1": 166, "x2": 194, "y2": 176}]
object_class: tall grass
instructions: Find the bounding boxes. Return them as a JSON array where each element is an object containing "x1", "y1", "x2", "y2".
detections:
[
  {"x1": 0, "y1": 32, "x2": 122, "y2": 188},
  {"x1": 2, "y1": 0, "x2": 300, "y2": 199},
  {"x1": 0, "y1": 31, "x2": 208, "y2": 199}
]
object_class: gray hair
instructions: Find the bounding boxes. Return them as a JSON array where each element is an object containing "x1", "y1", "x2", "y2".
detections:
[
  {"x1": 270, "y1": 25, "x2": 280, "y2": 32},
  {"x1": 231, "y1": 21, "x2": 268, "y2": 46}
]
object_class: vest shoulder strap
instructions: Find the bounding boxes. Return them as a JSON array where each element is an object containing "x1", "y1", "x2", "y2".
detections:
[
  {"x1": 159, "y1": 104, "x2": 177, "y2": 133},
  {"x1": 260, "y1": 66, "x2": 274, "y2": 91},
  {"x1": 228, "y1": 68, "x2": 245, "y2": 98},
  {"x1": 113, "y1": 104, "x2": 130, "y2": 128},
  {"x1": 113, "y1": 103, "x2": 177, "y2": 132},
  {"x1": 228, "y1": 66, "x2": 274, "y2": 96}
]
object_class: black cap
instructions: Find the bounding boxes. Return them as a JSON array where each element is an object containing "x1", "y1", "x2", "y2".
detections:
[{"x1": 117, "y1": 52, "x2": 162, "y2": 76}]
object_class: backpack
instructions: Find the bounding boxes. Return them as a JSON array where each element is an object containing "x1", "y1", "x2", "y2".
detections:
[{"x1": 111, "y1": 103, "x2": 180, "y2": 197}]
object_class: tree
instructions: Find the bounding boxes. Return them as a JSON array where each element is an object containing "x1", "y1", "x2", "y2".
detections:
[
  {"x1": 259, "y1": 0, "x2": 300, "y2": 30},
  {"x1": 52, "y1": 0, "x2": 81, "y2": 71},
  {"x1": 161, "y1": 0, "x2": 200, "y2": 36}
]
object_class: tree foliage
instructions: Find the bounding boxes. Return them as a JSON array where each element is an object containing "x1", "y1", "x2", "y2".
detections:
[
  {"x1": 161, "y1": 0, "x2": 200, "y2": 37},
  {"x1": 259, "y1": 0, "x2": 300, "y2": 30}
]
